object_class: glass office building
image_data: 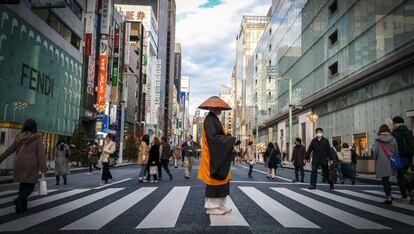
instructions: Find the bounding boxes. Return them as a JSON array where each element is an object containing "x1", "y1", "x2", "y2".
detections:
[{"x1": 252, "y1": 0, "x2": 414, "y2": 172}]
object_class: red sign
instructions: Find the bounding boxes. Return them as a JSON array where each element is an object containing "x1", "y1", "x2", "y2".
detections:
[
  {"x1": 114, "y1": 29, "x2": 119, "y2": 49},
  {"x1": 97, "y1": 55, "x2": 108, "y2": 106},
  {"x1": 84, "y1": 34, "x2": 92, "y2": 55}
]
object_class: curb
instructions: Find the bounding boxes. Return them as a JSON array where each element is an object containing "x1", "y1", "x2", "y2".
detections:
[{"x1": 0, "y1": 163, "x2": 135, "y2": 184}]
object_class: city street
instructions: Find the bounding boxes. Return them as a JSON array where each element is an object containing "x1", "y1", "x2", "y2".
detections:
[{"x1": 0, "y1": 160, "x2": 413, "y2": 234}]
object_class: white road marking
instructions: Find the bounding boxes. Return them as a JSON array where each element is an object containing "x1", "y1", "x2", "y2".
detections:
[
  {"x1": 209, "y1": 196, "x2": 249, "y2": 227},
  {"x1": 137, "y1": 186, "x2": 190, "y2": 229},
  {"x1": 303, "y1": 189, "x2": 414, "y2": 226},
  {"x1": 230, "y1": 180, "x2": 386, "y2": 187},
  {"x1": 0, "y1": 189, "x2": 90, "y2": 216},
  {"x1": 0, "y1": 188, "x2": 123, "y2": 231},
  {"x1": 93, "y1": 178, "x2": 132, "y2": 189},
  {"x1": 236, "y1": 164, "x2": 292, "y2": 182},
  {"x1": 336, "y1": 190, "x2": 414, "y2": 212},
  {"x1": 239, "y1": 186, "x2": 320, "y2": 228},
  {"x1": 0, "y1": 189, "x2": 58, "y2": 205},
  {"x1": 272, "y1": 188, "x2": 389, "y2": 229},
  {"x1": 363, "y1": 190, "x2": 402, "y2": 199},
  {"x1": 61, "y1": 187, "x2": 157, "y2": 230},
  {"x1": 0, "y1": 190, "x2": 17, "y2": 196}
]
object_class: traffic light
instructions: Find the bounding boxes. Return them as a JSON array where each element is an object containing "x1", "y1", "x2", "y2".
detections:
[{"x1": 0, "y1": 0, "x2": 20, "y2": 4}]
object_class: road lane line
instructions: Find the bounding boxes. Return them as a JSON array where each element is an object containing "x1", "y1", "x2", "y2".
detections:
[
  {"x1": 137, "y1": 186, "x2": 190, "y2": 229},
  {"x1": 61, "y1": 187, "x2": 157, "y2": 230},
  {"x1": 93, "y1": 178, "x2": 132, "y2": 189},
  {"x1": 363, "y1": 190, "x2": 402, "y2": 199},
  {"x1": 0, "y1": 190, "x2": 17, "y2": 196},
  {"x1": 0, "y1": 190, "x2": 58, "y2": 205},
  {"x1": 337, "y1": 190, "x2": 414, "y2": 212},
  {"x1": 238, "y1": 186, "x2": 320, "y2": 228},
  {"x1": 303, "y1": 188, "x2": 414, "y2": 227},
  {"x1": 272, "y1": 188, "x2": 389, "y2": 229},
  {"x1": 0, "y1": 188, "x2": 123, "y2": 232},
  {"x1": 0, "y1": 189, "x2": 90, "y2": 216},
  {"x1": 236, "y1": 164, "x2": 292, "y2": 182},
  {"x1": 209, "y1": 196, "x2": 249, "y2": 227}
]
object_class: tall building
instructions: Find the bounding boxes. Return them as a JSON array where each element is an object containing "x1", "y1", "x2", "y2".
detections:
[
  {"x1": 234, "y1": 15, "x2": 269, "y2": 143},
  {"x1": 180, "y1": 76, "x2": 190, "y2": 141},
  {"x1": 174, "y1": 43, "x2": 182, "y2": 102},
  {"x1": 219, "y1": 85, "x2": 232, "y2": 131},
  {"x1": 253, "y1": 0, "x2": 414, "y2": 173}
]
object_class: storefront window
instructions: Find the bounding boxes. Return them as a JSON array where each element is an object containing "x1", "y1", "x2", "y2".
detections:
[{"x1": 353, "y1": 133, "x2": 369, "y2": 158}]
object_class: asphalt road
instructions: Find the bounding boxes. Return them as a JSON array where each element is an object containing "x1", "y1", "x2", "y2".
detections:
[{"x1": 0, "y1": 160, "x2": 413, "y2": 234}]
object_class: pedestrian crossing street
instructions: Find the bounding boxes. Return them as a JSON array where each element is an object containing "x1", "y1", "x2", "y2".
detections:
[{"x1": 0, "y1": 182, "x2": 413, "y2": 232}]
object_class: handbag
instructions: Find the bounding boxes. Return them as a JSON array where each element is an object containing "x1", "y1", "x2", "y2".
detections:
[
  {"x1": 39, "y1": 179, "x2": 48, "y2": 195},
  {"x1": 149, "y1": 166, "x2": 158, "y2": 175},
  {"x1": 378, "y1": 141, "x2": 404, "y2": 169}
]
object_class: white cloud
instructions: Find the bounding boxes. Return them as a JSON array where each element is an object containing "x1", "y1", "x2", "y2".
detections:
[{"x1": 176, "y1": 0, "x2": 271, "y2": 114}]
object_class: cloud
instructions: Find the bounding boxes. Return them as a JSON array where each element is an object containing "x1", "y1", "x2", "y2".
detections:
[{"x1": 176, "y1": 0, "x2": 271, "y2": 115}]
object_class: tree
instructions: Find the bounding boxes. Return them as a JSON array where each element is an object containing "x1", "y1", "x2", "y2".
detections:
[
  {"x1": 70, "y1": 123, "x2": 89, "y2": 166},
  {"x1": 124, "y1": 135, "x2": 138, "y2": 162}
]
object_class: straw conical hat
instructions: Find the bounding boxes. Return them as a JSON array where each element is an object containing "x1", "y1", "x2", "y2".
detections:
[{"x1": 198, "y1": 96, "x2": 231, "y2": 110}]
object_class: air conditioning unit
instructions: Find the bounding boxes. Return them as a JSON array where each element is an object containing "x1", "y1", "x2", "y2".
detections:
[{"x1": 30, "y1": 0, "x2": 71, "y2": 9}]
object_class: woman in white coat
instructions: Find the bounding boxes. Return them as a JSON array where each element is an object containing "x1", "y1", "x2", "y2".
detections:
[{"x1": 100, "y1": 134, "x2": 116, "y2": 185}]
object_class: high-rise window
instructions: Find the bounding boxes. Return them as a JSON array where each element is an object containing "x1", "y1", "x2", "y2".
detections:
[
  {"x1": 328, "y1": 0, "x2": 338, "y2": 16},
  {"x1": 328, "y1": 30, "x2": 338, "y2": 46},
  {"x1": 328, "y1": 61, "x2": 338, "y2": 78}
]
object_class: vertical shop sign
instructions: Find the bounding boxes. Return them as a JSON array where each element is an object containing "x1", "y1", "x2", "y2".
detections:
[
  {"x1": 100, "y1": 0, "x2": 112, "y2": 34},
  {"x1": 112, "y1": 28, "x2": 120, "y2": 86},
  {"x1": 96, "y1": 55, "x2": 108, "y2": 107}
]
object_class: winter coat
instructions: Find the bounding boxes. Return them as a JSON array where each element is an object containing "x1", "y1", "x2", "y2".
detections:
[
  {"x1": 245, "y1": 145, "x2": 255, "y2": 165},
  {"x1": 148, "y1": 144, "x2": 160, "y2": 166},
  {"x1": 291, "y1": 145, "x2": 306, "y2": 166},
  {"x1": 268, "y1": 149, "x2": 282, "y2": 169},
  {"x1": 391, "y1": 125, "x2": 414, "y2": 166},
  {"x1": 339, "y1": 148, "x2": 352, "y2": 164},
  {"x1": 100, "y1": 140, "x2": 116, "y2": 163},
  {"x1": 0, "y1": 132, "x2": 47, "y2": 184},
  {"x1": 305, "y1": 137, "x2": 331, "y2": 166},
  {"x1": 160, "y1": 142, "x2": 172, "y2": 161},
  {"x1": 372, "y1": 133, "x2": 398, "y2": 178},
  {"x1": 54, "y1": 144, "x2": 71, "y2": 175},
  {"x1": 137, "y1": 141, "x2": 150, "y2": 165}
]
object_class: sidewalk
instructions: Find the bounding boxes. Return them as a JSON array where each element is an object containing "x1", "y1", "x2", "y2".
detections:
[{"x1": 0, "y1": 162, "x2": 135, "y2": 184}]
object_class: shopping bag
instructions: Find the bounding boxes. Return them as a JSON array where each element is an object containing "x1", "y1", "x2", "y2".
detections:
[
  {"x1": 150, "y1": 166, "x2": 158, "y2": 175},
  {"x1": 39, "y1": 179, "x2": 48, "y2": 195}
]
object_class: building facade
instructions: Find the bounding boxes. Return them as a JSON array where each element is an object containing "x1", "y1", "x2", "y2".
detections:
[{"x1": 174, "y1": 42, "x2": 182, "y2": 102}]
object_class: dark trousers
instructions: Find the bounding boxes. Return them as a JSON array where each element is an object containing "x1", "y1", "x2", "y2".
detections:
[
  {"x1": 248, "y1": 164, "x2": 253, "y2": 176},
  {"x1": 310, "y1": 163, "x2": 332, "y2": 186},
  {"x1": 147, "y1": 164, "x2": 158, "y2": 181},
  {"x1": 101, "y1": 162, "x2": 113, "y2": 182},
  {"x1": 294, "y1": 165, "x2": 304, "y2": 181},
  {"x1": 56, "y1": 175, "x2": 67, "y2": 185},
  {"x1": 18, "y1": 183, "x2": 35, "y2": 209},
  {"x1": 161, "y1": 160, "x2": 171, "y2": 177},
  {"x1": 396, "y1": 166, "x2": 412, "y2": 198},
  {"x1": 89, "y1": 163, "x2": 100, "y2": 173},
  {"x1": 381, "y1": 176, "x2": 392, "y2": 197}
]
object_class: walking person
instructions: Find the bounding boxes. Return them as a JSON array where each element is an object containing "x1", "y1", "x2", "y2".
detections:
[
  {"x1": 87, "y1": 142, "x2": 101, "y2": 175},
  {"x1": 332, "y1": 140, "x2": 344, "y2": 183},
  {"x1": 245, "y1": 141, "x2": 256, "y2": 178},
  {"x1": 233, "y1": 140, "x2": 242, "y2": 165},
  {"x1": 0, "y1": 119, "x2": 47, "y2": 213},
  {"x1": 137, "y1": 135, "x2": 150, "y2": 182},
  {"x1": 99, "y1": 134, "x2": 116, "y2": 185},
  {"x1": 160, "y1": 136, "x2": 173, "y2": 180},
  {"x1": 172, "y1": 146, "x2": 181, "y2": 168},
  {"x1": 305, "y1": 128, "x2": 335, "y2": 190},
  {"x1": 291, "y1": 138, "x2": 306, "y2": 182},
  {"x1": 182, "y1": 135, "x2": 199, "y2": 179},
  {"x1": 146, "y1": 137, "x2": 161, "y2": 183},
  {"x1": 372, "y1": 124, "x2": 398, "y2": 204},
  {"x1": 339, "y1": 143, "x2": 356, "y2": 185},
  {"x1": 391, "y1": 116, "x2": 414, "y2": 202},
  {"x1": 351, "y1": 143, "x2": 358, "y2": 177},
  {"x1": 54, "y1": 139, "x2": 71, "y2": 185},
  {"x1": 267, "y1": 142, "x2": 283, "y2": 179},
  {"x1": 197, "y1": 96, "x2": 235, "y2": 215}
]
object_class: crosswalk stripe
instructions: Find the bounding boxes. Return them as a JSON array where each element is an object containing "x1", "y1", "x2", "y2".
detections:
[
  {"x1": 209, "y1": 196, "x2": 249, "y2": 227},
  {"x1": 136, "y1": 186, "x2": 190, "y2": 229},
  {"x1": 0, "y1": 190, "x2": 58, "y2": 205},
  {"x1": 363, "y1": 190, "x2": 402, "y2": 199},
  {"x1": 336, "y1": 190, "x2": 414, "y2": 212},
  {"x1": 0, "y1": 188, "x2": 123, "y2": 231},
  {"x1": 239, "y1": 186, "x2": 320, "y2": 228},
  {"x1": 61, "y1": 187, "x2": 157, "y2": 230},
  {"x1": 237, "y1": 164, "x2": 291, "y2": 182},
  {"x1": 303, "y1": 189, "x2": 414, "y2": 227},
  {"x1": 94, "y1": 178, "x2": 132, "y2": 189},
  {"x1": 0, "y1": 190, "x2": 17, "y2": 196},
  {"x1": 0, "y1": 189, "x2": 90, "y2": 217},
  {"x1": 272, "y1": 188, "x2": 389, "y2": 229}
]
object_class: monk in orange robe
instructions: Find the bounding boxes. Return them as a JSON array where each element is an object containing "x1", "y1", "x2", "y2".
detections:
[{"x1": 197, "y1": 96, "x2": 235, "y2": 215}]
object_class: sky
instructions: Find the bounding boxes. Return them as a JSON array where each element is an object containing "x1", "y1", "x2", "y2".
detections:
[{"x1": 175, "y1": 0, "x2": 270, "y2": 115}]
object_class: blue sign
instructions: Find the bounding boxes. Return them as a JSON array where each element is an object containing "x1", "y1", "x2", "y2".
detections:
[{"x1": 102, "y1": 115, "x2": 108, "y2": 133}]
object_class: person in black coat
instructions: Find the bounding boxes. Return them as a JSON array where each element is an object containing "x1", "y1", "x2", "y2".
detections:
[
  {"x1": 266, "y1": 142, "x2": 283, "y2": 179},
  {"x1": 391, "y1": 116, "x2": 414, "y2": 202},
  {"x1": 146, "y1": 137, "x2": 161, "y2": 183},
  {"x1": 305, "y1": 128, "x2": 335, "y2": 189},
  {"x1": 291, "y1": 138, "x2": 306, "y2": 182}
]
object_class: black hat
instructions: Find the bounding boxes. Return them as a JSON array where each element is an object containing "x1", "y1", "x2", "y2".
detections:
[{"x1": 392, "y1": 116, "x2": 404, "y2": 124}]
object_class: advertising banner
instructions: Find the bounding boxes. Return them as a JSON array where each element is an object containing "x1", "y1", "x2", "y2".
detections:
[
  {"x1": 86, "y1": 55, "x2": 95, "y2": 96},
  {"x1": 97, "y1": 55, "x2": 108, "y2": 107},
  {"x1": 112, "y1": 28, "x2": 120, "y2": 86},
  {"x1": 84, "y1": 33, "x2": 92, "y2": 55},
  {"x1": 100, "y1": 0, "x2": 112, "y2": 35}
]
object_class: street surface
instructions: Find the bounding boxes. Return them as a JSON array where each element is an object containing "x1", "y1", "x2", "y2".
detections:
[{"x1": 0, "y1": 160, "x2": 413, "y2": 234}]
